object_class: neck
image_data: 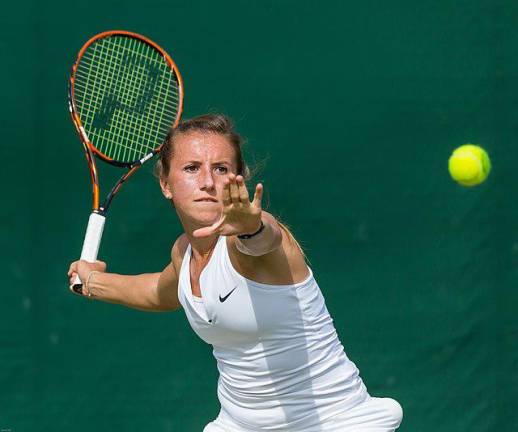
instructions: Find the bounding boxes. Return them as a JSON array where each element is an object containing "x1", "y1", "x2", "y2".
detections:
[
  {"x1": 175, "y1": 210, "x2": 220, "y2": 260},
  {"x1": 187, "y1": 233, "x2": 220, "y2": 261}
]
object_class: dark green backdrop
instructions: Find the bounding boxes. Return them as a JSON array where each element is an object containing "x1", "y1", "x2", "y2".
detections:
[{"x1": 2, "y1": 1, "x2": 517, "y2": 431}]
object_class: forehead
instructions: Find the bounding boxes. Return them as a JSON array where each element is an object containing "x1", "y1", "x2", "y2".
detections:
[{"x1": 173, "y1": 132, "x2": 235, "y2": 161}]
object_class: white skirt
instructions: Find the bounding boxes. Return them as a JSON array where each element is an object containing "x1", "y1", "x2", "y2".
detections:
[{"x1": 203, "y1": 396, "x2": 403, "y2": 432}]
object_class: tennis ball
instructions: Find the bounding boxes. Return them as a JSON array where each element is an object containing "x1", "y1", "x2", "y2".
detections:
[{"x1": 448, "y1": 144, "x2": 491, "y2": 187}]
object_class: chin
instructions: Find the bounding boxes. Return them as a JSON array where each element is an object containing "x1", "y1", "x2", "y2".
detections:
[{"x1": 189, "y1": 207, "x2": 220, "y2": 224}]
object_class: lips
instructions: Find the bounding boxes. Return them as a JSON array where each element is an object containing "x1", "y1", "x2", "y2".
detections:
[{"x1": 195, "y1": 198, "x2": 218, "y2": 202}]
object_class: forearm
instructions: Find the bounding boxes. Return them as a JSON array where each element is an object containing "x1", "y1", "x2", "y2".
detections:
[
  {"x1": 235, "y1": 211, "x2": 282, "y2": 256},
  {"x1": 87, "y1": 272, "x2": 169, "y2": 312}
]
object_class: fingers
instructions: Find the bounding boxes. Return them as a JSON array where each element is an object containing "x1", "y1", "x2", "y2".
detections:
[
  {"x1": 222, "y1": 174, "x2": 263, "y2": 212},
  {"x1": 67, "y1": 262, "x2": 76, "y2": 277},
  {"x1": 228, "y1": 174, "x2": 241, "y2": 205},
  {"x1": 236, "y1": 175, "x2": 250, "y2": 204},
  {"x1": 252, "y1": 183, "x2": 263, "y2": 208},
  {"x1": 225, "y1": 174, "x2": 253, "y2": 206},
  {"x1": 67, "y1": 260, "x2": 107, "y2": 289},
  {"x1": 222, "y1": 177, "x2": 232, "y2": 206}
]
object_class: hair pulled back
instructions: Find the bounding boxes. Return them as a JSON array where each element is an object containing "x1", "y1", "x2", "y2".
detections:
[{"x1": 155, "y1": 114, "x2": 250, "y2": 180}]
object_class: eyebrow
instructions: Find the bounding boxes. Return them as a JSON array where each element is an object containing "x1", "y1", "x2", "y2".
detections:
[{"x1": 183, "y1": 160, "x2": 231, "y2": 165}]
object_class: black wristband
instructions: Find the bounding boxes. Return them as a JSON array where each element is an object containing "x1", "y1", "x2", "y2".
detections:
[{"x1": 237, "y1": 221, "x2": 265, "y2": 239}]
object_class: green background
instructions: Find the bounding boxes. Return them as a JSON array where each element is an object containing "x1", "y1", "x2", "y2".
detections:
[{"x1": 2, "y1": 0, "x2": 517, "y2": 430}]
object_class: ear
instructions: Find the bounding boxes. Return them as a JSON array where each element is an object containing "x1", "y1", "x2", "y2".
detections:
[{"x1": 159, "y1": 176, "x2": 173, "y2": 200}]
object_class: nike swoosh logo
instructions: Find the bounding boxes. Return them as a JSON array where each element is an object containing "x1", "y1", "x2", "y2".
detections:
[{"x1": 219, "y1": 287, "x2": 237, "y2": 303}]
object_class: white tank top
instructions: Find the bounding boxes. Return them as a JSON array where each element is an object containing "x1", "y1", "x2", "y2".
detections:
[{"x1": 178, "y1": 235, "x2": 367, "y2": 431}]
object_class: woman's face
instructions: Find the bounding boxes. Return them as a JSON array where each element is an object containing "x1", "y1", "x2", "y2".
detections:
[{"x1": 160, "y1": 131, "x2": 238, "y2": 227}]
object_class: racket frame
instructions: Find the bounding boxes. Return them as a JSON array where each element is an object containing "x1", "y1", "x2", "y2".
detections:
[{"x1": 68, "y1": 30, "x2": 183, "y2": 292}]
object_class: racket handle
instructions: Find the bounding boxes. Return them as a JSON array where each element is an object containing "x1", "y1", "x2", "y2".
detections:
[{"x1": 71, "y1": 212, "x2": 106, "y2": 293}]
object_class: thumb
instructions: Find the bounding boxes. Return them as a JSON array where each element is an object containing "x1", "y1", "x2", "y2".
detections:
[{"x1": 193, "y1": 218, "x2": 225, "y2": 238}]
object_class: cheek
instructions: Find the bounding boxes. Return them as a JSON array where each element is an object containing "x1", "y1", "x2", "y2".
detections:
[
  {"x1": 169, "y1": 175, "x2": 201, "y2": 201},
  {"x1": 216, "y1": 175, "x2": 229, "y2": 187},
  {"x1": 172, "y1": 179, "x2": 194, "y2": 195}
]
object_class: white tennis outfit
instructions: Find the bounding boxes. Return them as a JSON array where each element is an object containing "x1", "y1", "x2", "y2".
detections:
[{"x1": 178, "y1": 236, "x2": 402, "y2": 431}]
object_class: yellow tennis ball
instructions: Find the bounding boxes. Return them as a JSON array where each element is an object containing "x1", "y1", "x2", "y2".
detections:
[{"x1": 448, "y1": 144, "x2": 491, "y2": 187}]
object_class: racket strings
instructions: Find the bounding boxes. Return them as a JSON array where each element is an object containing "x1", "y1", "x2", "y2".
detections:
[
  {"x1": 73, "y1": 35, "x2": 179, "y2": 163},
  {"x1": 76, "y1": 37, "x2": 177, "y2": 159},
  {"x1": 78, "y1": 38, "x2": 177, "y2": 141}
]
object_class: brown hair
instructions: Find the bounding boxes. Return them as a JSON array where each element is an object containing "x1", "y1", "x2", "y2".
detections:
[{"x1": 155, "y1": 113, "x2": 250, "y2": 180}]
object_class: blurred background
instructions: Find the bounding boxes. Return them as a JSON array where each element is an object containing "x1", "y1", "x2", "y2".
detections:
[{"x1": 2, "y1": 0, "x2": 517, "y2": 430}]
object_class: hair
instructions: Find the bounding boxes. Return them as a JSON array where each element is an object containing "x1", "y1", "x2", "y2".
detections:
[
  {"x1": 155, "y1": 113, "x2": 250, "y2": 180},
  {"x1": 155, "y1": 113, "x2": 309, "y2": 262}
]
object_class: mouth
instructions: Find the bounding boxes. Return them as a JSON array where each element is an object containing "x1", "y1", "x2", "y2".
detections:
[{"x1": 194, "y1": 198, "x2": 218, "y2": 202}]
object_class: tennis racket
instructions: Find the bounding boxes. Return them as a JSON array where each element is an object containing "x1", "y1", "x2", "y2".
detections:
[{"x1": 68, "y1": 30, "x2": 183, "y2": 292}]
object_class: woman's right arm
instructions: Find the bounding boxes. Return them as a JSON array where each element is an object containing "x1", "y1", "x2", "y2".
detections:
[
  {"x1": 88, "y1": 265, "x2": 180, "y2": 312},
  {"x1": 67, "y1": 244, "x2": 182, "y2": 312}
]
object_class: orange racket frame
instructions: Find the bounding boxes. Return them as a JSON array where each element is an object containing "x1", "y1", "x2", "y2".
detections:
[
  {"x1": 69, "y1": 30, "x2": 184, "y2": 211},
  {"x1": 68, "y1": 30, "x2": 184, "y2": 293}
]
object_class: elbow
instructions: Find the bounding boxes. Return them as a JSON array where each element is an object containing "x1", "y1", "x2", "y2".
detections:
[
  {"x1": 151, "y1": 303, "x2": 181, "y2": 313},
  {"x1": 147, "y1": 293, "x2": 181, "y2": 312}
]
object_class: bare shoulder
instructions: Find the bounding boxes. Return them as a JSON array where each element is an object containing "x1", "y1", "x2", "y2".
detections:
[
  {"x1": 227, "y1": 224, "x2": 310, "y2": 286},
  {"x1": 155, "y1": 234, "x2": 188, "y2": 312},
  {"x1": 171, "y1": 233, "x2": 189, "y2": 273}
]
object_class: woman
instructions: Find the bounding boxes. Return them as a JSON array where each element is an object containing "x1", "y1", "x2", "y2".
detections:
[{"x1": 68, "y1": 114, "x2": 403, "y2": 431}]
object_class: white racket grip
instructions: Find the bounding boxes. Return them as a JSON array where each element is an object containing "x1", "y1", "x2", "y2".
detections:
[
  {"x1": 80, "y1": 212, "x2": 106, "y2": 262},
  {"x1": 71, "y1": 212, "x2": 106, "y2": 288}
]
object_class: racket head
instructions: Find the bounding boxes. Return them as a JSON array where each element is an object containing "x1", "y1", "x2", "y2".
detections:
[{"x1": 69, "y1": 30, "x2": 184, "y2": 167}]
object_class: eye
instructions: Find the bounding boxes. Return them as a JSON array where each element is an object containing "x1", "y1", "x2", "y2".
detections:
[
  {"x1": 184, "y1": 165, "x2": 198, "y2": 172},
  {"x1": 216, "y1": 166, "x2": 228, "y2": 174}
]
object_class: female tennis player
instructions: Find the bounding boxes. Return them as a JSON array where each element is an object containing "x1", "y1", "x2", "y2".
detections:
[{"x1": 68, "y1": 114, "x2": 403, "y2": 431}]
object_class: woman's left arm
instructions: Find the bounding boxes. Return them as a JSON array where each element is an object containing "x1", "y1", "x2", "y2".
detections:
[{"x1": 234, "y1": 210, "x2": 283, "y2": 256}]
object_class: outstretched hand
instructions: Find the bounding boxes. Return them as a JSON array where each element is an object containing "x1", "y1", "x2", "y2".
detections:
[{"x1": 193, "y1": 174, "x2": 263, "y2": 238}]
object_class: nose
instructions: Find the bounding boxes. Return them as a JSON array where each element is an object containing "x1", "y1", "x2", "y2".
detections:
[{"x1": 199, "y1": 166, "x2": 215, "y2": 190}]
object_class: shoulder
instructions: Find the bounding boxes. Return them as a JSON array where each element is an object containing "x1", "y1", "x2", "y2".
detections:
[
  {"x1": 171, "y1": 233, "x2": 189, "y2": 273},
  {"x1": 226, "y1": 221, "x2": 310, "y2": 285}
]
